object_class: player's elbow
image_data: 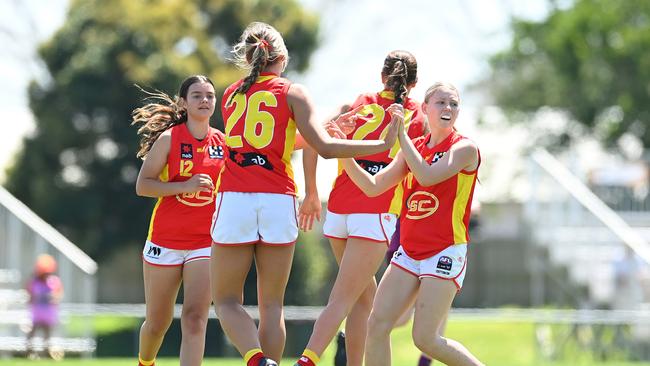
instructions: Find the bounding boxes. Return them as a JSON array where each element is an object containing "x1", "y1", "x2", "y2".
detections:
[
  {"x1": 314, "y1": 143, "x2": 337, "y2": 159},
  {"x1": 135, "y1": 181, "x2": 147, "y2": 197},
  {"x1": 320, "y1": 151, "x2": 336, "y2": 159}
]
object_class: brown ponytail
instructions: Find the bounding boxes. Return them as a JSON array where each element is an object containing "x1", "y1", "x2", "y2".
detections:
[
  {"x1": 382, "y1": 50, "x2": 418, "y2": 105},
  {"x1": 131, "y1": 75, "x2": 213, "y2": 158}
]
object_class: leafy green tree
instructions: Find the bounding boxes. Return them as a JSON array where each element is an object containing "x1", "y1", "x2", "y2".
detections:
[
  {"x1": 5, "y1": 0, "x2": 320, "y2": 302},
  {"x1": 486, "y1": 0, "x2": 650, "y2": 148}
]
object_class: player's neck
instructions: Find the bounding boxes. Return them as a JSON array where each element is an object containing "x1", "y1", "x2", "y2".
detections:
[
  {"x1": 263, "y1": 62, "x2": 283, "y2": 76},
  {"x1": 186, "y1": 119, "x2": 209, "y2": 140},
  {"x1": 427, "y1": 128, "x2": 453, "y2": 148}
]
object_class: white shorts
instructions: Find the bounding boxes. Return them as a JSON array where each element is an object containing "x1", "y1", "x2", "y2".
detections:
[
  {"x1": 211, "y1": 192, "x2": 298, "y2": 245},
  {"x1": 391, "y1": 244, "x2": 468, "y2": 290},
  {"x1": 142, "y1": 241, "x2": 211, "y2": 266},
  {"x1": 323, "y1": 210, "x2": 397, "y2": 243}
]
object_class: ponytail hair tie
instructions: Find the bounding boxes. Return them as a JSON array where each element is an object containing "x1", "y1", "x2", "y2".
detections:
[{"x1": 259, "y1": 39, "x2": 272, "y2": 51}]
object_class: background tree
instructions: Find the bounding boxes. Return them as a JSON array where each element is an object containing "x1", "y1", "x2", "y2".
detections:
[
  {"x1": 485, "y1": 0, "x2": 650, "y2": 149},
  {"x1": 4, "y1": 0, "x2": 322, "y2": 302}
]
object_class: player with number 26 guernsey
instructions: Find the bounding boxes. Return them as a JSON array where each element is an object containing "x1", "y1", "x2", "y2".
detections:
[
  {"x1": 209, "y1": 22, "x2": 399, "y2": 366},
  {"x1": 217, "y1": 73, "x2": 297, "y2": 195}
]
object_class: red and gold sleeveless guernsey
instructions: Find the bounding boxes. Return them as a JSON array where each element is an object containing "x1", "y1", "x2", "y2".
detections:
[
  {"x1": 147, "y1": 124, "x2": 226, "y2": 250},
  {"x1": 399, "y1": 131, "x2": 480, "y2": 260},
  {"x1": 218, "y1": 73, "x2": 297, "y2": 195},
  {"x1": 328, "y1": 91, "x2": 425, "y2": 214}
]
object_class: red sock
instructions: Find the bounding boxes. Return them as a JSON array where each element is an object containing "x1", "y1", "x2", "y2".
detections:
[
  {"x1": 296, "y1": 354, "x2": 317, "y2": 366},
  {"x1": 246, "y1": 351, "x2": 264, "y2": 366}
]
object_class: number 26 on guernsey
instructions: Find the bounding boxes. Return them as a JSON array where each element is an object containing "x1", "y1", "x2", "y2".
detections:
[{"x1": 225, "y1": 91, "x2": 277, "y2": 149}]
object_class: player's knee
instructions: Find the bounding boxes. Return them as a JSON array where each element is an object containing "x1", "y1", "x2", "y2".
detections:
[
  {"x1": 181, "y1": 307, "x2": 209, "y2": 335},
  {"x1": 324, "y1": 296, "x2": 355, "y2": 320},
  {"x1": 258, "y1": 300, "x2": 283, "y2": 319},
  {"x1": 214, "y1": 297, "x2": 239, "y2": 319},
  {"x1": 412, "y1": 332, "x2": 443, "y2": 358},
  {"x1": 142, "y1": 317, "x2": 172, "y2": 338},
  {"x1": 355, "y1": 289, "x2": 375, "y2": 312},
  {"x1": 258, "y1": 297, "x2": 283, "y2": 310},
  {"x1": 367, "y1": 312, "x2": 392, "y2": 338}
]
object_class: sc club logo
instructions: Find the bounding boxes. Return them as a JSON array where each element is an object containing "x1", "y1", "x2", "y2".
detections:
[
  {"x1": 176, "y1": 190, "x2": 214, "y2": 207},
  {"x1": 406, "y1": 191, "x2": 439, "y2": 220}
]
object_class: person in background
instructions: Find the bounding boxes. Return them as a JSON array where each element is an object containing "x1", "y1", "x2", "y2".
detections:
[
  {"x1": 612, "y1": 246, "x2": 648, "y2": 310},
  {"x1": 26, "y1": 254, "x2": 64, "y2": 359}
]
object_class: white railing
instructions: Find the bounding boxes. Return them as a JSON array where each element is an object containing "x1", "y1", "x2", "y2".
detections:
[
  {"x1": 4, "y1": 304, "x2": 645, "y2": 325},
  {"x1": 526, "y1": 148, "x2": 650, "y2": 307},
  {"x1": 0, "y1": 186, "x2": 97, "y2": 275},
  {"x1": 530, "y1": 148, "x2": 650, "y2": 264}
]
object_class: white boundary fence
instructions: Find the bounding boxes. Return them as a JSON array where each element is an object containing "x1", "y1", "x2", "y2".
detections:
[{"x1": 30, "y1": 304, "x2": 647, "y2": 324}]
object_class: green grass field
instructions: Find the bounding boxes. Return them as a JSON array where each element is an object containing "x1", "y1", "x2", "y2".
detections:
[
  {"x1": 3, "y1": 357, "x2": 649, "y2": 365},
  {"x1": 2, "y1": 320, "x2": 649, "y2": 365}
]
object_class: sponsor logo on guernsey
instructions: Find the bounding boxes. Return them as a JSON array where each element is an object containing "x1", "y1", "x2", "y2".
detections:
[
  {"x1": 430, "y1": 151, "x2": 446, "y2": 164},
  {"x1": 208, "y1": 145, "x2": 224, "y2": 159},
  {"x1": 230, "y1": 151, "x2": 273, "y2": 170},
  {"x1": 356, "y1": 159, "x2": 388, "y2": 175},
  {"x1": 180, "y1": 143, "x2": 193, "y2": 159},
  {"x1": 146, "y1": 245, "x2": 162, "y2": 258},
  {"x1": 437, "y1": 256, "x2": 453, "y2": 271},
  {"x1": 406, "y1": 191, "x2": 439, "y2": 220}
]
